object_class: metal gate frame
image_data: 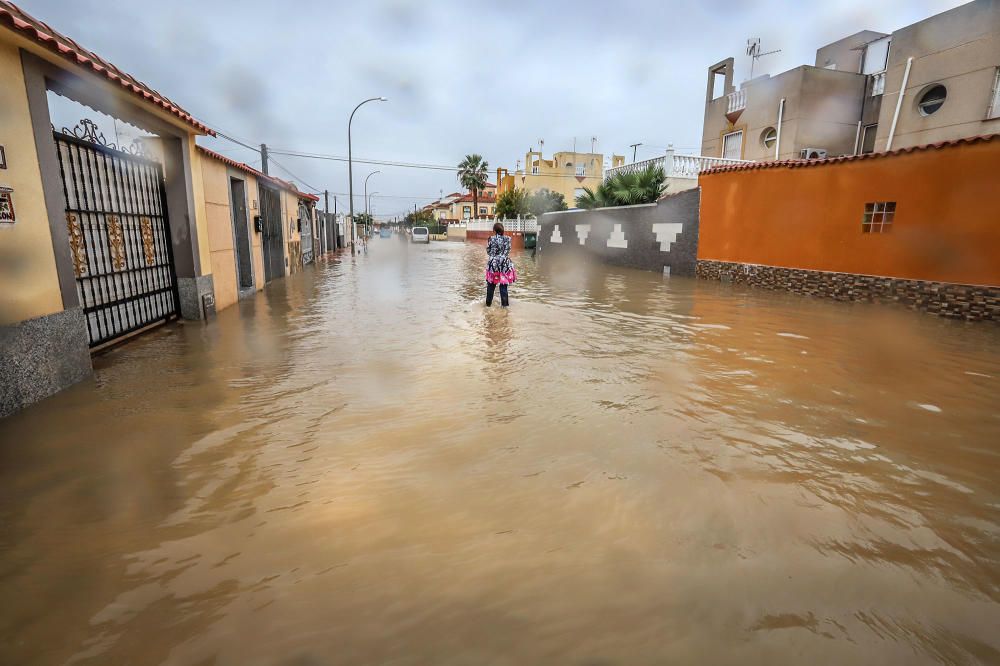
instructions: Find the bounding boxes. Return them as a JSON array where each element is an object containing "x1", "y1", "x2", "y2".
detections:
[
  {"x1": 54, "y1": 130, "x2": 180, "y2": 347},
  {"x1": 259, "y1": 183, "x2": 284, "y2": 282}
]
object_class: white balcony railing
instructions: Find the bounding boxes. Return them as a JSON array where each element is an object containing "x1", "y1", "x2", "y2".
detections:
[
  {"x1": 871, "y1": 70, "x2": 886, "y2": 96},
  {"x1": 604, "y1": 151, "x2": 751, "y2": 181},
  {"x1": 467, "y1": 218, "x2": 538, "y2": 232},
  {"x1": 726, "y1": 89, "x2": 747, "y2": 113}
]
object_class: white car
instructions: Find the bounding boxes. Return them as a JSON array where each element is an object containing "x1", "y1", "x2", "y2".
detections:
[{"x1": 411, "y1": 226, "x2": 430, "y2": 243}]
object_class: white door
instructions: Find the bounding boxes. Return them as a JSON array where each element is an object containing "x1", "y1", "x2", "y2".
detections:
[{"x1": 722, "y1": 131, "x2": 743, "y2": 160}]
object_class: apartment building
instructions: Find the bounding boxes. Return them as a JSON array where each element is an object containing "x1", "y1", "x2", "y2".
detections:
[
  {"x1": 496, "y1": 148, "x2": 609, "y2": 208},
  {"x1": 701, "y1": 0, "x2": 1000, "y2": 161}
]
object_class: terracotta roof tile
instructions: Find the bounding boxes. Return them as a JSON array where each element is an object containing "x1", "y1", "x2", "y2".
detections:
[
  {"x1": 455, "y1": 192, "x2": 497, "y2": 203},
  {"x1": 197, "y1": 146, "x2": 319, "y2": 201},
  {"x1": 0, "y1": 1, "x2": 213, "y2": 136},
  {"x1": 701, "y1": 134, "x2": 1000, "y2": 176}
]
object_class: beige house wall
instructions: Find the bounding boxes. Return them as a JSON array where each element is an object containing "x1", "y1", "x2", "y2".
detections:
[
  {"x1": 0, "y1": 39, "x2": 64, "y2": 325},
  {"x1": 196, "y1": 155, "x2": 268, "y2": 312},
  {"x1": 664, "y1": 177, "x2": 699, "y2": 195},
  {"x1": 814, "y1": 30, "x2": 888, "y2": 71},
  {"x1": 874, "y1": 0, "x2": 1000, "y2": 150},
  {"x1": 702, "y1": 66, "x2": 866, "y2": 162}
]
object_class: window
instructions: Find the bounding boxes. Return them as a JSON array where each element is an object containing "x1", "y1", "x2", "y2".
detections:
[
  {"x1": 531, "y1": 166, "x2": 539, "y2": 175},
  {"x1": 760, "y1": 127, "x2": 777, "y2": 149},
  {"x1": 575, "y1": 164, "x2": 586, "y2": 176},
  {"x1": 574, "y1": 188, "x2": 586, "y2": 200},
  {"x1": 861, "y1": 124, "x2": 878, "y2": 154},
  {"x1": 917, "y1": 85, "x2": 947, "y2": 116},
  {"x1": 479, "y1": 206, "x2": 487, "y2": 215},
  {"x1": 722, "y1": 130, "x2": 743, "y2": 160},
  {"x1": 988, "y1": 67, "x2": 1000, "y2": 119},
  {"x1": 862, "y1": 202, "x2": 895, "y2": 233},
  {"x1": 861, "y1": 36, "x2": 891, "y2": 75},
  {"x1": 463, "y1": 205, "x2": 471, "y2": 219}
]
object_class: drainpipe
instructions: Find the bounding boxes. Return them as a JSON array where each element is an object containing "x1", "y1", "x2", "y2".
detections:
[
  {"x1": 886, "y1": 57, "x2": 913, "y2": 152},
  {"x1": 774, "y1": 98, "x2": 785, "y2": 159}
]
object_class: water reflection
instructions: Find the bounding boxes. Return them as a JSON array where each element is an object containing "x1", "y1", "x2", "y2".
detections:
[{"x1": 0, "y1": 239, "x2": 998, "y2": 665}]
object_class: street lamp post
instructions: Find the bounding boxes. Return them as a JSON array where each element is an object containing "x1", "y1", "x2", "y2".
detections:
[
  {"x1": 348, "y1": 97, "x2": 387, "y2": 255},
  {"x1": 368, "y1": 192, "x2": 379, "y2": 234},
  {"x1": 363, "y1": 171, "x2": 380, "y2": 240}
]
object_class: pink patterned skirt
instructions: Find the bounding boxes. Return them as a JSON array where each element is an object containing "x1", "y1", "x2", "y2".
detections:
[{"x1": 486, "y1": 269, "x2": 517, "y2": 285}]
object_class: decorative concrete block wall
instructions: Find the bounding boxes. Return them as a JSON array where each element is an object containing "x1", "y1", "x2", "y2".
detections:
[{"x1": 537, "y1": 188, "x2": 700, "y2": 276}]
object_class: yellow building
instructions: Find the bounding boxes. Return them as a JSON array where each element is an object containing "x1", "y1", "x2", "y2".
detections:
[
  {"x1": 195, "y1": 147, "x2": 318, "y2": 311},
  {"x1": 496, "y1": 149, "x2": 613, "y2": 207},
  {"x1": 0, "y1": 1, "x2": 318, "y2": 416}
]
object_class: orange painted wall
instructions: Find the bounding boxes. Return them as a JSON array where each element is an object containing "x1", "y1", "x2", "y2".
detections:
[
  {"x1": 467, "y1": 230, "x2": 526, "y2": 249},
  {"x1": 697, "y1": 137, "x2": 1000, "y2": 287}
]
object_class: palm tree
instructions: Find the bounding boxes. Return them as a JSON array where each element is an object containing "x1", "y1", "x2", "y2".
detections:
[
  {"x1": 577, "y1": 165, "x2": 666, "y2": 209},
  {"x1": 457, "y1": 154, "x2": 489, "y2": 220}
]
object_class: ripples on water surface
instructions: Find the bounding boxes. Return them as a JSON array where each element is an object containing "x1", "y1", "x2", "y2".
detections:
[{"x1": 1, "y1": 239, "x2": 998, "y2": 665}]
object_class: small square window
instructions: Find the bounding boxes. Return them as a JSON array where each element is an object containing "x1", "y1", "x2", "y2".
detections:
[{"x1": 862, "y1": 201, "x2": 896, "y2": 233}]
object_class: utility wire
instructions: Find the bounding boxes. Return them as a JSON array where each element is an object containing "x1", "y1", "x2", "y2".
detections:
[
  {"x1": 268, "y1": 155, "x2": 323, "y2": 194},
  {"x1": 269, "y1": 149, "x2": 459, "y2": 172}
]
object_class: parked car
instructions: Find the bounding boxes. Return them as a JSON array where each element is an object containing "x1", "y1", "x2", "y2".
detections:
[{"x1": 411, "y1": 226, "x2": 430, "y2": 244}]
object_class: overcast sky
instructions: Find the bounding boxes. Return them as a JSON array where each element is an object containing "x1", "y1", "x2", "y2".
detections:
[{"x1": 30, "y1": 0, "x2": 965, "y2": 218}]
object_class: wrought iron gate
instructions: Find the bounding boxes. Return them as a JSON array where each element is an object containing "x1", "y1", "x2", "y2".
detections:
[
  {"x1": 259, "y1": 183, "x2": 284, "y2": 282},
  {"x1": 54, "y1": 130, "x2": 179, "y2": 347},
  {"x1": 299, "y1": 202, "x2": 313, "y2": 264}
]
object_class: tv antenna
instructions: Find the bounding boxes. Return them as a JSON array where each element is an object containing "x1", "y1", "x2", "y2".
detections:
[
  {"x1": 591, "y1": 136, "x2": 598, "y2": 153},
  {"x1": 747, "y1": 38, "x2": 781, "y2": 79},
  {"x1": 629, "y1": 142, "x2": 642, "y2": 162}
]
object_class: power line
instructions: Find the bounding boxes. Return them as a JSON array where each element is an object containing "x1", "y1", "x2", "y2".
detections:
[
  {"x1": 268, "y1": 155, "x2": 322, "y2": 193},
  {"x1": 269, "y1": 148, "x2": 460, "y2": 172},
  {"x1": 270, "y1": 148, "x2": 613, "y2": 180}
]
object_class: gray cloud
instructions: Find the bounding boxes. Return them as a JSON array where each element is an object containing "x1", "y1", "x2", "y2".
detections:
[{"x1": 28, "y1": 0, "x2": 965, "y2": 216}]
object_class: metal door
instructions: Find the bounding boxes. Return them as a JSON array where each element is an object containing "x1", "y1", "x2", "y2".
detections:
[
  {"x1": 229, "y1": 178, "x2": 253, "y2": 290},
  {"x1": 325, "y1": 212, "x2": 337, "y2": 250},
  {"x1": 259, "y1": 183, "x2": 284, "y2": 282},
  {"x1": 54, "y1": 131, "x2": 179, "y2": 347}
]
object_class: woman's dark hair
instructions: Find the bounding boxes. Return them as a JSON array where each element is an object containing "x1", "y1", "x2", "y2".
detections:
[{"x1": 493, "y1": 222, "x2": 504, "y2": 235}]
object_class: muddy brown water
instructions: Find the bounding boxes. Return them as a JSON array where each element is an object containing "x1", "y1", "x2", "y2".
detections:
[{"x1": 1, "y1": 239, "x2": 998, "y2": 665}]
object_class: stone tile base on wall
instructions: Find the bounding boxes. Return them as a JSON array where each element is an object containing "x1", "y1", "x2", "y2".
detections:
[
  {"x1": 177, "y1": 275, "x2": 215, "y2": 320},
  {"x1": 0, "y1": 308, "x2": 93, "y2": 418},
  {"x1": 696, "y1": 260, "x2": 1000, "y2": 321}
]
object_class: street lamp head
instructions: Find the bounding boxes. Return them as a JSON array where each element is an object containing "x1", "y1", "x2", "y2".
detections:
[{"x1": 378, "y1": 97, "x2": 388, "y2": 102}]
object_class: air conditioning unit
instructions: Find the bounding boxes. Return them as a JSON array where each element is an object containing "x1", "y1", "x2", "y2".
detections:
[{"x1": 800, "y1": 148, "x2": 828, "y2": 159}]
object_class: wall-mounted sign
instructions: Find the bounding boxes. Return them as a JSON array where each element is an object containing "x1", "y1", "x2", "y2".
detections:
[
  {"x1": 0, "y1": 145, "x2": 7, "y2": 169},
  {"x1": 0, "y1": 185, "x2": 14, "y2": 225}
]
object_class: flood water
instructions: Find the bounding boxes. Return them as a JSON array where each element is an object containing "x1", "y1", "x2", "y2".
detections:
[{"x1": 1, "y1": 238, "x2": 999, "y2": 665}]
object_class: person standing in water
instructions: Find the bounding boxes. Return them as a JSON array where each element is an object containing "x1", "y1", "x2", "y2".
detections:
[{"x1": 485, "y1": 222, "x2": 516, "y2": 307}]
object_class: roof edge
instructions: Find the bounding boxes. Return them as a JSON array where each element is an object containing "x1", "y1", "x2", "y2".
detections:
[
  {"x1": 700, "y1": 134, "x2": 1000, "y2": 176},
  {"x1": 0, "y1": 1, "x2": 214, "y2": 136},
  {"x1": 197, "y1": 145, "x2": 319, "y2": 201}
]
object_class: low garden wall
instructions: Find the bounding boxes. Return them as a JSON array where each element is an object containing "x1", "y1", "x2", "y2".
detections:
[{"x1": 536, "y1": 188, "x2": 700, "y2": 276}]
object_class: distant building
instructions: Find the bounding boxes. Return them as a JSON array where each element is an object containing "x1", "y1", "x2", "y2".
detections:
[
  {"x1": 423, "y1": 185, "x2": 497, "y2": 223},
  {"x1": 701, "y1": 0, "x2": 1000, "y2": 161},
  {"x1": 496, "y1": 148, "x2": 612, "y2": 208}
]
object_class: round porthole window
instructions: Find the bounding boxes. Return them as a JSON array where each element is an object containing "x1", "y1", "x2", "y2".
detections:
[
  {"x1": 917, "y1": 84, "x2": 947, "y2": 116},
  {"x1": 760, "y1": 127, "x2": 777, "y2": 149}
]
